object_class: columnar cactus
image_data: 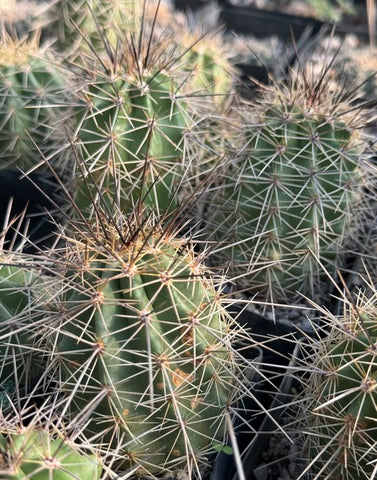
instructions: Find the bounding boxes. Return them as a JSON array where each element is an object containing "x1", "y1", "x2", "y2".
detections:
[
  {"x1": 204, "y1": 67, "x2": 369, "y2": 303},
  {"x1": 0, "y1": 427, "x2": 102, "y2": 479},
  {"x1": 291, "y1": 285, "x2": 377, "y2": 479},
  {"x1": 43, "y1": 213, "x2": 255, "y2": 478}
]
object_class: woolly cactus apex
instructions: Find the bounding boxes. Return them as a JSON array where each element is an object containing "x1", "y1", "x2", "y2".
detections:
[
  {"x1": 44, "y1": 212, "x2": 257, "y2": 478},
  {"x1": 71, "y1": 24, "x2": 199, "y2": 219},
  {"x1": 0, "y1": 33, "x2": 70, "y2": 175},
  {"x1": 290, "y1": 281, "x2": 377, "y2": 480},
  {"x1": 0, "y1": 427, "x2": 102, "y2": 479},
  {"x1": 204, "y1": 66, "x2": 370, "y2": 304}
]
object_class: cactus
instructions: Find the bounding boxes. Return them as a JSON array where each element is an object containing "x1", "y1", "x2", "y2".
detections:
[
  {"x1": 0, "y1": 33, "x2": 74, "y2": 246},
  {"x1": 295, "y1": 34, "x2": 377, "y2": 107},
  {"x1": 41, "y1": 212, "x2": 256, "y2": 478},
  {"x1": 47, "y1": 0, "x2": 100, "y2": 52},
  {"x1": 204, "y1": 66, "x2": 369, "y2": 303},
  {"x1": 48, "y1": 0, "x2": 234, "y2": 219},
  {"x1": 0, "y1": 427, "x2": 102, "y2": 479},
  {"x1": 71, "y1": 20, "x2": 199, "y2": 219},
  {"x1": 334, "y1": 44, "x2": 377, "y2": 104},
  {"x1": 46, "y1": 0, "x2": 151, "y2": 58},
  {"x1": 289, "y1": 282, "x2": 377, "y2": 480},
  {"x1": 0, "y1": 33, "x2": 69, "y2": 174},
  {"x1": 178, "y1": 28, "x2": 236, "y2": 104}
]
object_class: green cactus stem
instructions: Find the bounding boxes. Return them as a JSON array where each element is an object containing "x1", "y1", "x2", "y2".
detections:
[
  {"x1": 71, "y1": 21, "x2": 200, "y2": 220},
  {"x1": 46, "y1": 0, "x2": 139, "y2": 57},
  {"x1": 178, "y1": 28, "x2": 236, "y2": 104},
  {"x1": 204, "y1": 66, "x2": 370, "y2": 303},
  {"x1": 291, "y1": 284, "x2": 377, "y2": 480},
  {"x1": 0, "y1": 257, "x2": 45, "y2": 396},
  {"x1": 0, "y1": 34, "x2": 69, "y2": 175},
  {"x1": 43, "y1": 213, "x2": 255, "y2": 478}
]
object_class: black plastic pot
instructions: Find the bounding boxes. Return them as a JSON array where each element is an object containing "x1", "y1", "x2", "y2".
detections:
[
  {"x1": 219, "y1": 5, "x2": 324, "y2": 39},
  {"x1": 174, "y1": 1, "x2": 370, "y2": 43},
  {"x1": 208, "y1": 304, "x2": 310, "y2": 480}
]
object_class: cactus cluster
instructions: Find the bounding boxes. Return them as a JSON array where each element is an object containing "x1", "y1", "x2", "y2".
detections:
[
  {"x1": 1, "y1": 0, "x2": 377, "y2": 479},
  {"x1": 0, "y1": 2, "x2": 253, "y2": 477}
]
